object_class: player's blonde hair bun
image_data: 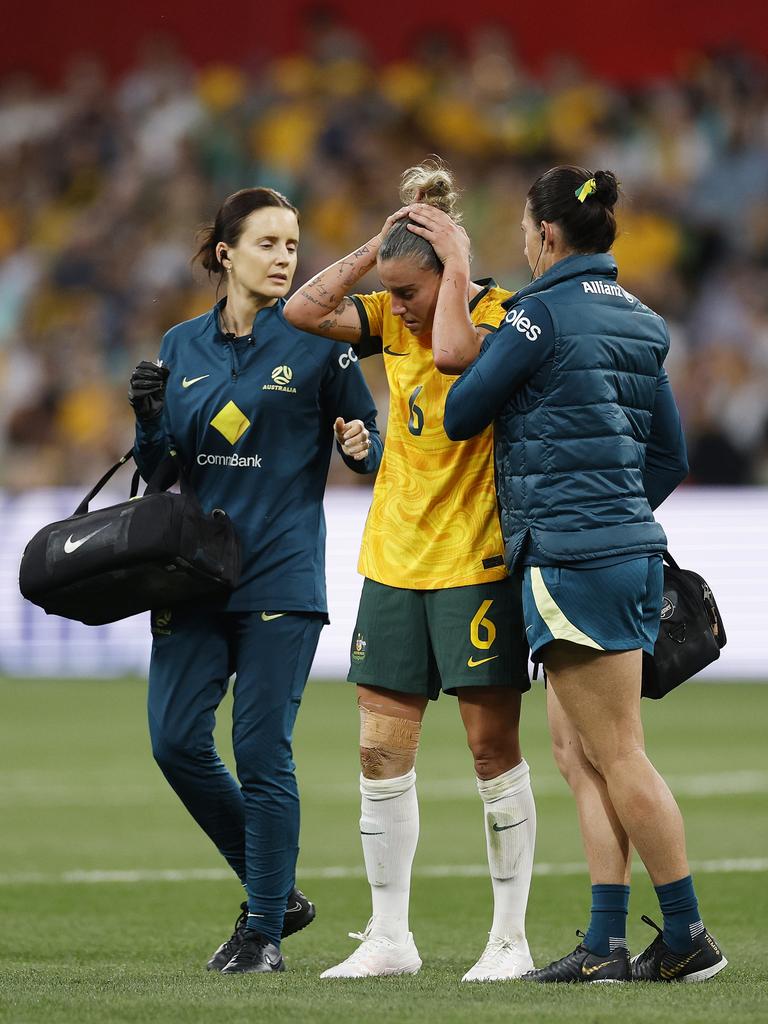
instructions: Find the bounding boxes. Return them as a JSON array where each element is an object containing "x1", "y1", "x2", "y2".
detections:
[
  {"x1": 379, "y1": 156, "x2": 462, "y2": 272},
  {"x1": 399, "y1": 157, "x2": 462, "y2": 223}
]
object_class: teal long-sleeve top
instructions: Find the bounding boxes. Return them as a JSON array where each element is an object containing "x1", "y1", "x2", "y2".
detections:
[{"x1": 134, "y1": 298, "x2": 382, "y2": 616}]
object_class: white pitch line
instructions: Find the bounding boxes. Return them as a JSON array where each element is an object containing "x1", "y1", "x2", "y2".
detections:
[
  {"x1": 314, "y1": 770, "x2": 768, "y2": 801},
  {"x1": 1, "y1": 771, "x2": 764, "y2": 810},
  {"x1": 0, "y1": 858, "x2": 766, "y2": 887}
]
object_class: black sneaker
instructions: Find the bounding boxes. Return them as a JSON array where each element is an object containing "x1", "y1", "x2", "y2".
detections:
[
  {"x1": 206, "y1": 888, "x2": 316, "y2": 971},
  {"x1": 220, "y1": 930, "x2": 285, "y2": 974},
  {"x1": 207, "y1": 902, "x2": 249, "y2": 972},
  {"x1": 631, "y1": 915, "x2": 728, "y2": 983},
  {"x1": 282, "y1": 886, "x2": 316, "y2": 938},
  {"x1": 522, "y1": 931, "x2": 630, "y2": 983}
]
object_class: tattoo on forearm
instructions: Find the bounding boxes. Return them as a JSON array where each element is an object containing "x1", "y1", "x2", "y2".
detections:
[
  {"x1": 338, "y1": 244, "x2": 372, "y2": 275},
  {"x1": 308, "y1": 297, "x2": 355, "y2": 331},
  {"x1": 299, "y1": 288, "x2": 337, "y2": 312},
  {"x1": 318, "y1": 316, "x2": 360, "y2": 339},
  {"x1": 333, "y1": 296, "x2": 354, "y2": 315},
  {"x1": 301, "y1": 248, "x2": 371, "y2": 318}
]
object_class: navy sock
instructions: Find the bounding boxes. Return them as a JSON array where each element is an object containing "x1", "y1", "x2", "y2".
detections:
[
  {"x1": 583, "y1": 884, "x2": 630, "y2": 956},
  {"x1": 246, "y1": 914, "x2": 281, "y2": 949},
  {"x1": 655, "y1": 875, "x2": 703, "y2": 953}
]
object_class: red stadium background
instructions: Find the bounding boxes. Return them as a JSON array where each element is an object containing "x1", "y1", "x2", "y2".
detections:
[{"x1": 4, "y1": 0, "x2": 768, "y2": 86}]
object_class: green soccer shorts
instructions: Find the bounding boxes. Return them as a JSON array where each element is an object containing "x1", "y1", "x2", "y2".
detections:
[{"x1": 347, "y1": 576, "x2": 531, "y2": 698}]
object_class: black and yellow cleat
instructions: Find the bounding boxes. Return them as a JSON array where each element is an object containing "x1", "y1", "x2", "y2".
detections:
[
  {"x1": 220, "y1": 931, "x2": 285, "y2": 974},
  {"x1": 631, "y1": 915, "x2": 728, "y2": 983},
  {"x1": 522, "y1": 931, "x2": 630, "y2": 983}
]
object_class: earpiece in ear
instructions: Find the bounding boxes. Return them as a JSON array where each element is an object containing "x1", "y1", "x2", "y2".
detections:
[{"x1": 540, "y1": 230, "x2": 545, "y2": 241}]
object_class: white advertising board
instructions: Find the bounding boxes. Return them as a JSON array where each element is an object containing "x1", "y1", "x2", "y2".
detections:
[{"x1": 1, "y1": 487, "x2": 766, "y2": 679}]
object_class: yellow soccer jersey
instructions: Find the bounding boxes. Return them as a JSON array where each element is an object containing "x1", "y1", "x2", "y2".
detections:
[{"x1": 351, "y1": 279, "x2": 511, "y2": 589}]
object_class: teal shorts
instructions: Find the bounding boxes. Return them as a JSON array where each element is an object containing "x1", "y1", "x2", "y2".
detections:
[
  {"x1": 522, "y1": 556, "x2": 663, "y2": 658},
  {"x1": 347, "y1": 576, "x2": 531, "y2": 699}
]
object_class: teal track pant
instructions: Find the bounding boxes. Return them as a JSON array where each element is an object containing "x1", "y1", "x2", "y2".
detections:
[{"x1": 147, "y1": 606, "x2": 323, "y2": 944}]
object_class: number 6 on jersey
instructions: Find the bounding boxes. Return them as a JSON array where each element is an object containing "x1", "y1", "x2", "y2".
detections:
[{"x1": 408, "y1": 386, "x2": 425, "y2": 437}]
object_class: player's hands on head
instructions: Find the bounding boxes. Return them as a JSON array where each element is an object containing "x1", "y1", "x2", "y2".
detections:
[
  {"x1": 377, "y1": 207, "x2": 411, "y2": 244},
  {"x1": 405, "y1": 204, "x2": 471, "y2": 268},
  {"x1": 334, "y1": 417, "x2": 371, "y2": 461},
  {"x1": 129, "y1": 361, "x2": 170, "y2": 422}
]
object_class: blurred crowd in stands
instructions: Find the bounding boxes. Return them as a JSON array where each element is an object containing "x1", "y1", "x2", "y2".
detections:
[{"x1": 1, "y1": 21, "x2": 767, "y2": 490}]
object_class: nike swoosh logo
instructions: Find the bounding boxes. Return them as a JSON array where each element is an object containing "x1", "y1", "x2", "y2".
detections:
[
  {"x1": 526, "y1": 624, "x2": 534, "y2": 632},
  {"x1": 182, "y1": 374, "x2": 210, "y2": 388},
  {"x1": 261, "y1": 612, "x2": 286, "y2": 621},
  {"x1": 383, "y1": 345, "x2": 408, "y2": 357},
  {"x1": 661, "y1": 949, "x2": 701, "y2": 978},
  {"x1": 492, "y1": 819, "x2": 528, "y2": 832},
  {"x1": 467, "y1": 655, "x2": 499, "y2": 668},
  {"x1": 284, "y1": 902, "x2": 303, "y2": 914},
  {"x1": 582, "y1": 959, "x2": 616, "y2": 976},
  {"x1": 63, "y1": 525, "x2": 110, "y2": 554}
]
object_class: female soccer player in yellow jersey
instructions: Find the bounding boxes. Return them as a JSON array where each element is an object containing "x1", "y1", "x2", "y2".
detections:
[{"x1": 284, "y1": 160, "x2": 536, "y2": 982}]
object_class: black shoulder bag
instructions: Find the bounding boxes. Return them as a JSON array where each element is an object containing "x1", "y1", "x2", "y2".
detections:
[
  {"x1": 641, "y1": 552, "x2": 727, "y2": 699},
  {"x1": 19, "y1": 449, "x2": 241, "y2": 625}
]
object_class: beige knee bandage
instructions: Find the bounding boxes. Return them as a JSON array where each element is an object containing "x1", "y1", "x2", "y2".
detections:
[{"x1": 359, "y1": 707, "x2": 421, "y2": 778}]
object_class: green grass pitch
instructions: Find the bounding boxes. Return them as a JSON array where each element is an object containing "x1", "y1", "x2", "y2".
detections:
[{"x1": 1, "y1": 678, "x2": 766, "y2": 1023}]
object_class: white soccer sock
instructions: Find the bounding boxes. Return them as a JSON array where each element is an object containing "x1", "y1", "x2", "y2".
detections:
[
  {"x1": 359, "y1": 769, "x2": 418, "y2": 944},
  {"x1": 477, "y1": 759, "x2": 536, "y2": 943}
]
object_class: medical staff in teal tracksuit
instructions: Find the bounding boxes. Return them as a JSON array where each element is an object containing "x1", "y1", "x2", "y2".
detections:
[{"x1": 130, "y1": 187, "x2": 382, "y2": 975}]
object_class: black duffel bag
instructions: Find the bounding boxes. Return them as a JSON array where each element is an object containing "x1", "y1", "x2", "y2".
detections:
[
  {"x1": 641, "y1": 552, "x2": 726, "y2": 699},
  {"x1": 19, "y1": 449, "x2": 241, "y2": 625}
]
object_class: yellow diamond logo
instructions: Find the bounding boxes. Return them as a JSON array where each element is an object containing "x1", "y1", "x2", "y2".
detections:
[{"x1": 210, "y1": 401, "x2": 251, "y2": 445}]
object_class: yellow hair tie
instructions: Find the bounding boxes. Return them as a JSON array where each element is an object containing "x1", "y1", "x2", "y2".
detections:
[{"x1": 575, "y1": 177, "x2": 597, "y2": 203}]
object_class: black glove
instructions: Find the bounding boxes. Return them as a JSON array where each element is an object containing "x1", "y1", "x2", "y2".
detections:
[{"x1": 129, "y1": 361, "x2": 170, "y2": 422}]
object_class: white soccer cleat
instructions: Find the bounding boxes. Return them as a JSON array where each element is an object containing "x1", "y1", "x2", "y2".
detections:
[
  {"x1": 320, "y1": 920, "x2": 422, "y2": 979},
  {"x1": 461, "y1": 934, "x2": 534, "y2": 982}
]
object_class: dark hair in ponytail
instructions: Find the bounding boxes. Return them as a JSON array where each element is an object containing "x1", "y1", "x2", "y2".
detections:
[
  {"x1": 193, "y1": 187, "x2": 299, "y2": 279},
  {"x1": 527, "y1": 167, "x2": 619, "y2": 253}
]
